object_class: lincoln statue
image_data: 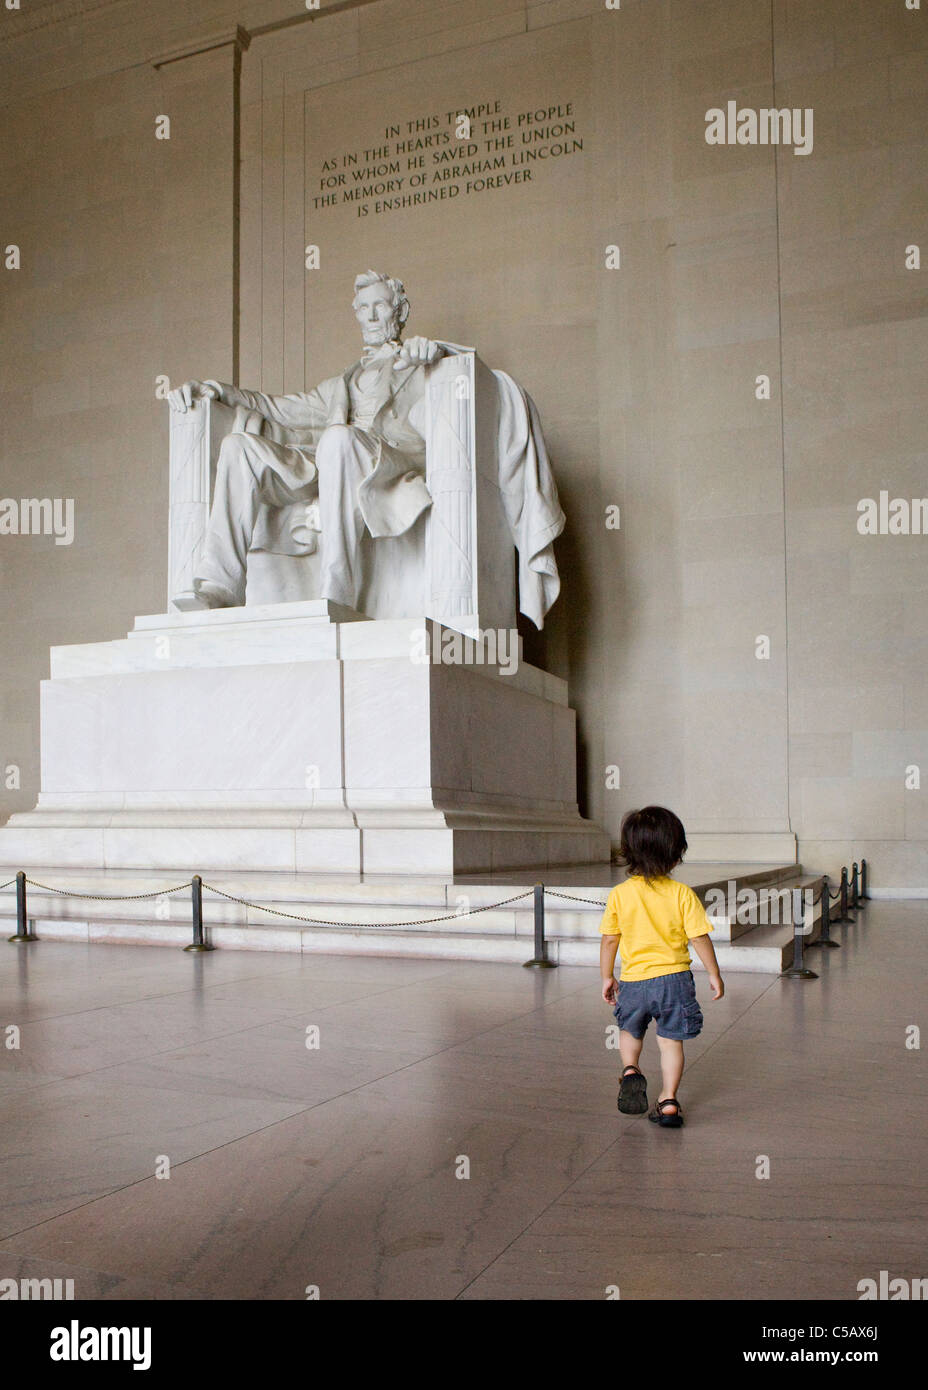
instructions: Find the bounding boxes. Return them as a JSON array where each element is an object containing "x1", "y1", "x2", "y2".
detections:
[{"x1": 168, "y1": 270, "x2": 566, "y2": 627}]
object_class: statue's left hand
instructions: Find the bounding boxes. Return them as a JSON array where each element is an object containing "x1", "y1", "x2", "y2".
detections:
[
  {"x1": 394, "y1": 337, "x2": 444, "y2": 369},
  {"x1": 168, "y1": 380, "x2": 221, "y2": 413}
]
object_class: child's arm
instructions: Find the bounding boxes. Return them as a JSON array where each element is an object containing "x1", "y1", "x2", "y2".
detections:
[
  {"x1": 600, "y1": 934, "x2": 620, "y2": 1003},
  {"x1": 689, "y1": 933, "x2": 724, "y2": 998}
]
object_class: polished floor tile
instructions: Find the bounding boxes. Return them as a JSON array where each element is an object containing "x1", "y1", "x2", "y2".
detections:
[
  {"x1": 0, "y1": 1076, "x2": 304, "y2": 1237},
  {"x1": 0, "y1": 901, "x2": 924, "y2": 1298},
  {"x1": 0, "y1": 1092, "x2": 608, "y2": 1299}
]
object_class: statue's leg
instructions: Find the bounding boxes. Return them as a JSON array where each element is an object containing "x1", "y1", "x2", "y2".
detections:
[
  {"x1": 315, "y1": 424, "x2": 379, "y2": 608},
  {"x1": 196, "y1": 432, "x2": 316, "y2": 606}
]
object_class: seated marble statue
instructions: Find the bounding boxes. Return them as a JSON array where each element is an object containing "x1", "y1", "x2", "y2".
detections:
[{"x1": 168, "y1": 270, "x2": 565, "y2": 627}]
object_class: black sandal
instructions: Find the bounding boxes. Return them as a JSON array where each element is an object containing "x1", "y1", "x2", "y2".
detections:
[
  {"x1": 617, "y1": 1065, "x2": 648, "y2": 1114},
  {"x1": 648, "y1": 1097, "x2": 684, "y2": 1128}
]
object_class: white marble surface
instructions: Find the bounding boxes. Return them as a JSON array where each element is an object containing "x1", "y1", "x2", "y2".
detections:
[
  {"x1": 50, "y1": 608, "x2": 567, "y2": 706},
  {"x1": 41, "y1": 662, "x2": 345, "y2": 795},
  {"x1": 3, "y1": 609, "x2": 607, "y2": 875},
  {"x1": 686, "y1": 832, "x2": 798, "y2": 863}
]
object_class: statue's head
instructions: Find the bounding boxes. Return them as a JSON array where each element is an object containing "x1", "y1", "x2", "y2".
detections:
[{"x1": 352, "y1": 270, "x2": 410, "y2": 347}]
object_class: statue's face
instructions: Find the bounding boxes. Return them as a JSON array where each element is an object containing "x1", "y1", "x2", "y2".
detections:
[{"x1": 354, "y1": 282, "x2": 401, "y2": 346}]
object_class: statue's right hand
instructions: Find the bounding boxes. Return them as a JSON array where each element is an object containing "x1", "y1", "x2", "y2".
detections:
[{"x1": 168, "y1": 380, "x2": 220, "y2": 413}]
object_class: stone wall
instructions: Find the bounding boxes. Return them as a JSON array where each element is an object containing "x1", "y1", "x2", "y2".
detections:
[{"x1": 1, "y1": 0, "x2": 926, "y2": 890}]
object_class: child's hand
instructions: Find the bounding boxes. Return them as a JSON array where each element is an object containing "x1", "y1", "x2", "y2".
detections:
[
  {"x1": 602, "y1": 977, "x2": 618, "y2": 1004},
  {"x1": 708, "y1": 973, "x2": 724, "y2": 1000}
]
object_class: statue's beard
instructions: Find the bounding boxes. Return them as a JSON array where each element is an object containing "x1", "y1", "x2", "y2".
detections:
[{"x1": 361, "y1": 318, "x2": 401, "y2": 346}]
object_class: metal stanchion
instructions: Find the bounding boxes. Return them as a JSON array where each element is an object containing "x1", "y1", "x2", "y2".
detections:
[
  {"x1": 523, "y1": 883, "x2": 556, "y2": 969},
  {"x1": 860, "y1": 858, "x2": 870, "y2": 901},
  {"x1": 807, "y1": 875, "x2": 839, "y2": 950},
  {"x1": 184, "y1": 875, "x2": 215, "y2": 953},
  {"x1": 850, "y1": 861, "x2": 861, "y2": 911},
  {"x1": 781, "y1": 886, "x2": 818, "y2": 979},
  {"x1": 833, "y1": 866, "x2": 852, "y2": 923},
  {"x1": 7, "y1": 871, "x2": 38, "y2": 944}
]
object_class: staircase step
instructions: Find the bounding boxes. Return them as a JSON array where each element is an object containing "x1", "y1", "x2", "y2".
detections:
[{"x1": 0, "y1": 862, "x2": 833, "y2": 974}]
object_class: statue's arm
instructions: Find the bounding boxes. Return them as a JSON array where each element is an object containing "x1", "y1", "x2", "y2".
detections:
[
  {"x1": 168, "y1": 378, "x2": 329, "y2": 430},
  {"x1": 434, "y1": 340, "x2": 472, "y2": 355},
  {"x1": 214, "y1": 380, "x2": 330, "y2": 430},
  {"x1": 391, "y1": 338, "x2": 471, "y2": 371}
]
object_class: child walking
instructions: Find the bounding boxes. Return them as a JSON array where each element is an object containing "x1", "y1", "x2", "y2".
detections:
[{"x1": 600, "y1": 806, "x2": 724, "y2": 1128}]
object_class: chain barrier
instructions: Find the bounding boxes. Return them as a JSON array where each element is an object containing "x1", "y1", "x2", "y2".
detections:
[
  {"x1": 22, "y1": 877, "x2": 191, "y2": 902},
  {"x1": 543, "y1": 888, "x2": 608, "y2": 908},
  {"x1": 199, "y1": 881, "x2": 535, "y2": 929},
  {"x1": 0, "y1": 875, "x2": 533, "y2": 925},
  {"x1": 549, "y1": 881, "x2": 838, "y2": 910},
  {"x1": 0, "y1": 858, "x2": 870, "y2": 960}
]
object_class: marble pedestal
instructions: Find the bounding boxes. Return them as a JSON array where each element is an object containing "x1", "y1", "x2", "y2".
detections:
[{"x1": 0, "y1": 602, "x2": 609, "y2": 876}]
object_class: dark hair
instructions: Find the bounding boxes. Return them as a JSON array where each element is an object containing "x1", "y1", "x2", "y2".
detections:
[{"x1": 619, "y1": 806, "x2": 687, "y2": 881}]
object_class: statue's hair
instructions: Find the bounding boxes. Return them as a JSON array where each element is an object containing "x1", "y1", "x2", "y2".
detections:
[{"x1": 352, "y1": 270, "x2": 410, "y2": 333}]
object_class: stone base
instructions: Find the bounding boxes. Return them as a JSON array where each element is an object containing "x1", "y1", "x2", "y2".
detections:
[
  {"x1": 0, "y1": 601, "x2": 610, "y2": 876},
  {"x1": 0, "y1": 861, "x2": 811, "y2": 973},
  {"x1": 684, "y1": 832, "x2": 798, "y2": 864},
  {"x1": 0, "y1": 816, "x2": 609, "y2": 877}
]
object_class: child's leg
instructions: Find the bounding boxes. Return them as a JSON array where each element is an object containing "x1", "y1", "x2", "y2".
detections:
[
  {"x1": 616, "y1": 1028, "x2": 649, "y2": 1113},
  {"x1": 656, "y1": 1035, "x2": 684, "y2": 1100},
  {"x1": 619, "y1": 1029, "x2": 644, "y2": 1073}
]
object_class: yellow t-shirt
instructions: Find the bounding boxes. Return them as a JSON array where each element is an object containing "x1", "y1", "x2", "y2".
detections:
[{"x1": 599, "y1": 875, "x2": 713, "y2": 981}]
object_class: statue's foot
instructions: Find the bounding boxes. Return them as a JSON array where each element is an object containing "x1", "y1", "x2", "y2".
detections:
[{"x1": 193, "y1": 579, "x2": 239, "y2": 609}]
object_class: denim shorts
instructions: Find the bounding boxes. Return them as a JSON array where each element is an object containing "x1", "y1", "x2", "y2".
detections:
[{"x1": 613, "y1": 969, "x2": 703, "y2": 1041}]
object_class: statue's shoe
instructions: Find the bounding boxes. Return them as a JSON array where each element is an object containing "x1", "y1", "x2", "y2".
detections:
[{"x1": 192, "y1": 579, "x2": 239, "y2": 609}]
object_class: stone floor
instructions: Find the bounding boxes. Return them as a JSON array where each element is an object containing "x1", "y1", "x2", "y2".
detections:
[{"x1": 0, "y1": 899, "x2": 924, "y2": 1300}]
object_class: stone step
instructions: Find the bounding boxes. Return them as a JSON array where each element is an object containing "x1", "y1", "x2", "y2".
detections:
[
  {"x1": 0, "y1": 860, "x2": 799, "y2": 906},
  {"x1": 4, "y1": 903, "x2": 830, "y2": 972},
  {"x1": 700, "y1": 870, "x2": 816, "y2": 942},
  {"x1": 0, "y1": 862, "x2": 839, "y2": 974},
  {"x1": 0, "y1": 862, "x2": 803, "y2": 931}
]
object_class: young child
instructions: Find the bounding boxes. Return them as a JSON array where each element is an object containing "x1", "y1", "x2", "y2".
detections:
[{"x1": 600, "y1": 806, "x2": 724, "y2": 1128}]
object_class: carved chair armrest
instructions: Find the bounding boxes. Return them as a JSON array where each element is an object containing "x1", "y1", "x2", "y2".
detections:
[
  {"x1": 424, "y1": 351, "x2": 514, "y2": 635},
  {"x1": 167, "y1": 396, "x2": 238, "y2": 610}
]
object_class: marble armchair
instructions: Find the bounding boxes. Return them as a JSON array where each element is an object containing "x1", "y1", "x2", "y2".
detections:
[{"x1": 167, "y1": 351, "x2": 517, "y2": 635}]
